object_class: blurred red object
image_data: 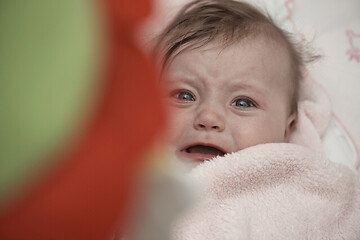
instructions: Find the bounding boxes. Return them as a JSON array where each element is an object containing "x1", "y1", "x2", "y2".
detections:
[{"x1": 0, "y1": 0, "x2": 164, "y2": 239}]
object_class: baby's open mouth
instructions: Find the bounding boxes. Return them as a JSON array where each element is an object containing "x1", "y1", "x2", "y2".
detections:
[{"x1": 184, "y1": 145, "x2": 226, "y2": 157}]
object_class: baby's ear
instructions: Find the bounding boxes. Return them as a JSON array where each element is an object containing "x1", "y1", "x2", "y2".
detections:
[{"x1": 284, "y1": 113, "x2": 297, "y2": 142}]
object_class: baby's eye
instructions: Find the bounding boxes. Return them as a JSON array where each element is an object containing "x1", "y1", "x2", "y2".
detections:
[
  {"x1": 231, "y1": 98, "x2": 256, "y2": 108},
  {"x1": 174, "y1": 91, "x2": 195, "y2": 101}
]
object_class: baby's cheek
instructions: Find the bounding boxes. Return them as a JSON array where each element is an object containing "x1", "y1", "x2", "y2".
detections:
[
  {"x1": 233, "y1": 116, "x2": 286, "y2": 148},
  {"x1": 263, "y1": 115, "x2": 288, "y2": 142},
  {"x1": 164, "y1": 111, "x2": 188, "y2": 142}
]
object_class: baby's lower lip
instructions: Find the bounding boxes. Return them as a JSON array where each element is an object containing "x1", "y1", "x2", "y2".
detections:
[{"x1": 178, "y1": 150, "x2": 217, "y2": 162}]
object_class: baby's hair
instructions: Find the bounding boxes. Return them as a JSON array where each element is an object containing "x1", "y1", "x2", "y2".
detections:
[{"x1": 155, "y1": 0, "x2": 312, "y2": 114}]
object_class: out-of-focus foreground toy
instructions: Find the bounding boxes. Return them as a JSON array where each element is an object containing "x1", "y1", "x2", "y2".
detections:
[{"x1": 0, "y1": 0, "x2": 166, "y2": 239}]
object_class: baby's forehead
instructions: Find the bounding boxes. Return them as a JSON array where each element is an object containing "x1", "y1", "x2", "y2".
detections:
[
  {"x1": 170, "y1": 36, "x2": 292, "y2": 84},
  {"x1": 181, "y1": 34, "x2": 293, "y2": 70},
  {"x1": 173, "y1": 30, "x2": 291, "y2": 60}
]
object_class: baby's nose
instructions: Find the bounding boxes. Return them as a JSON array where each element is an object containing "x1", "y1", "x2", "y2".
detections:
[{"x1": 194, "y1": 109, "x2": 225, "y2": 132}]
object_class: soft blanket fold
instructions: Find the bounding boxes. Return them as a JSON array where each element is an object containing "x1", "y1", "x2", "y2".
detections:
[{"x1": 172, "y1": 143, "x2": 360, "y2": 240}]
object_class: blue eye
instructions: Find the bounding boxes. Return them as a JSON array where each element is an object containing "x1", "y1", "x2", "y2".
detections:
[
  {"x1": 175, "y1": 91, "x2": 195, "y2": 101},
  {"x1": 231, "y1": 98, "x2": 255, "y2": 108}
]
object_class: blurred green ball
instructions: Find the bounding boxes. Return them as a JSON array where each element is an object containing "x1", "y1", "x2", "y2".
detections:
[{"x1": 0, "y1": 0, "x2": 101, "y2": 206}]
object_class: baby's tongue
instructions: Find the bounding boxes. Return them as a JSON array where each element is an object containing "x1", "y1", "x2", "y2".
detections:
[{"x1": 188, "y1": 145, "x2": 224, "y2": 156}]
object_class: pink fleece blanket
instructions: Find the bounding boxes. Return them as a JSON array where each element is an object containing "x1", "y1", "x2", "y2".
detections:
[
  {"x1": 172, "y1": 143, "x2": 360, "y2": 239},
  {"x1": 171, "y1": 74, "x2": 360, "y2": 239}
]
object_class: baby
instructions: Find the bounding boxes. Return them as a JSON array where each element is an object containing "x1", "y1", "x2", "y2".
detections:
[
  {"x1": 148, "y1": 1, "x2": 360, "y2": 238},
  {"x1": 156, "y1": 0, "x2": 301, "y2": 168}
]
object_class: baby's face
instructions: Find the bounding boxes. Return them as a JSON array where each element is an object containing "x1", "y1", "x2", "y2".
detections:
[{"x1": 162, "y1": 36, "x2": 296, "y2": 168}]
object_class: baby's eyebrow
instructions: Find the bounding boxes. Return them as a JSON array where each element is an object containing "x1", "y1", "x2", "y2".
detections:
[
  {"x1": 228, "y1": 81, "x2": 264, "y2": 93},
  {"x1": 165, "y1": 74, "x2": 204, "y2": 88},
  {"x1": 228, "y1": 81, "x2": 267, "y2": 107}
]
